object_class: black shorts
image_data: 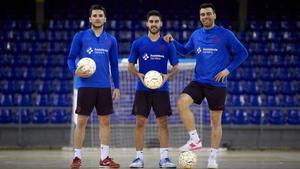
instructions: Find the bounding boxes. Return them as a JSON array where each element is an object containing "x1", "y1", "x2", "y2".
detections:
[
  {"x1": 182, "y1": 81, "x2": 227, "y2": 111},
  {"x1": 132, "y1": 91, "x2": 172, "y2": 118},
  {"x1": 75, "y1": 87, "x2": 113, "y2": 116}
]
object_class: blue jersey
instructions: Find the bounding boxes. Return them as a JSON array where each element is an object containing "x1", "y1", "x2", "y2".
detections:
[
  {"x1": 128, "y1": 35, "x2": 179, "y2": 91},
  {"x1": 68, "y1": 29, "x2": 120, "y2": 89},
  {"x1": 174, "y1": 25, "x2": 248, "y2": 87}
]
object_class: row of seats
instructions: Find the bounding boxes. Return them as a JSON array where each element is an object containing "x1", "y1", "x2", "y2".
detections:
[
  {"x1": 1, "y1": 108, "x2": 299, "y2": 125},
  {"x1": 3, "y1": 19, "x2": 300, "y2": 31},
  {"x1": 226, "y1": 94, "x2": 300, "y2": 107},
  {"x1": 240, "y1": 31, "x2": 300, "y2": 42},
  {"x1": 0, "y1": 109, "x2": 70, "y2": 124},
  {"x1": 227, "y1": 81, "x2": 299, "y2": 95},
  {"x1": 0, "y1": 67, "x2": 72, "y2": 80},
  {"x1": 0, "y1": 94, "x2": 72, "y2": 106}
]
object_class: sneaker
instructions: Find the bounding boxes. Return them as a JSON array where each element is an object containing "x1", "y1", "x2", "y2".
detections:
[
  {"x1": 129, "y1": 158, "x2": 144, "y2": 168},
  {"x1": 99, "y1": 156, "x2": 120, "y2": 168},
  {"x1": 207, "y1": 160, "x2": 218, "y2": 169},
  {"x1": 159, "y1": 158, "x2": 176, "y2": 168},
  {"x1": 70, "y1": 157, "x2": 81, "y2": 169},
  {"x1": 179, "y1": 139, "x2": 202, "y2": 152}
]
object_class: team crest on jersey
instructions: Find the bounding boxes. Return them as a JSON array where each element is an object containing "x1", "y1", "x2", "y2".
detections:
[
  {"x1": 196, "y1": 47, "x2": 202, "y2": 54},
  {"x1": 212, "y1": 36, "x2": 220, "y2": 43},
  {"x1": 143, "y1": 53, "x2": 149, "y2": 60},
  {"x1": 86, "y1": 47, "x2": 93, "y2": 54}
]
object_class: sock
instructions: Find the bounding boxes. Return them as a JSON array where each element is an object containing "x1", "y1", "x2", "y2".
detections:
[
  {"x1": 160, "y1": 148, "x2": 168, "y2": 160},
  {"x1": 136, "y1": 151, "x2": 143, "y2": 160},
  {"x1": 74, "y1": 148, "x2": 81, "y2": 158},
  {"x1": 189, "y1": 130, "x2": 200, "y2": 143},
  {"x1": 100, "y1": 144, "x2": 109, "y2": 160},
  {"x1": 209, "y1": 148, "x2": 218, "y2": 162}
]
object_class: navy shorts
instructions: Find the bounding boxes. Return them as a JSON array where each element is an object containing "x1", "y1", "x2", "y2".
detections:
[
  {"x1": 182, "y1": 81, "x2": 227, "y2": 111},
  {"x1": 75, "y1": 87, "x2": 114, "y2": 116},
  {"x1": 132, "y1": 91, "x2": 172, "y2": 118}
]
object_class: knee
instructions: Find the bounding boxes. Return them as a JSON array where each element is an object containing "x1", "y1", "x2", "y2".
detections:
[
  {"x1": 100, "y1": 117, "x2": 110, "y2": 128},
  {"x1": 77, "y1": 119, "x2": 87, "y2": 129},
  {"x1": 158, "y1": 117, "x2": 168, "y2": 129},
  {"x1": 136, "y1": 118, "x2": 146, "y2": 129},
  {"x1": 177, "y1": 97, "x2": 189, "y2": 111}
]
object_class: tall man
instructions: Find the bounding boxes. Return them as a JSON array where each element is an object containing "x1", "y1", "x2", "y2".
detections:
[
  {"x1": 68, "y1": 4, "x2": 120, "y2": 169},
  {"x1": 164, "y1": 3, "x2": 248, "y2": 169},
  {"x1": 128, "y1": 10, "x2": 179, "y2": 168}
]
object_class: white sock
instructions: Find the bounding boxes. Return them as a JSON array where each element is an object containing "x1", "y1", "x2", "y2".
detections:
[
  {"x1": 209, "y1": 148, "x2": 218, "y2": 162},
  {"x1": 74, "y1": 148, "x2": 81, "y2": 158},
  {"x1": 160, "y1": 148, "x2": 168, "y2": 160},
  {"x1": 136, "y1": 151, "x2": 143, "y2": 160},
  {"x1": 100, "y1": 144, "x2": 109, "y2": 160},
  {"x1": 189, "y1": 130, "x2": 200, "y2": 143}
]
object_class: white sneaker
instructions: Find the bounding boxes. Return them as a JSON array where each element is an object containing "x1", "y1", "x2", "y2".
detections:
[
  {"x1": 129, "y1": 158, "x2": 144, "y2": 168},
  {"x1": 159, "y1": 158, "x2": 176, "y2": 168},
  {"x1": 207, "y1": 160, "x2": 218, "y2": 169},
  {"x1": 179, "y1": 139, "x2": 202, "y2": 152}
]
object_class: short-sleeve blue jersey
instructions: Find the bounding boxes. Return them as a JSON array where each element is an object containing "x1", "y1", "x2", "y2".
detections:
[
  {"x1": 68, "y1": 29, "x2": 119, "y2": 89},
  {"x1": 128, "y1": 35, "x2": 179, "y2": 92},
  {"x1": 173, "y1": 25, "x2": 248, "y2": 87}
]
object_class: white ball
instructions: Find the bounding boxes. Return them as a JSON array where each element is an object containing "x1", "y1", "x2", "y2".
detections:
[
  {"x1": 178, "y1": 151, "x2": 197, "y2": 169},
  {"x1": 144, "y1": 70, "x2": 163, "y2": 89},
  {"x1": 77, "y1": 57, "x2": 96, "y2": 77}
]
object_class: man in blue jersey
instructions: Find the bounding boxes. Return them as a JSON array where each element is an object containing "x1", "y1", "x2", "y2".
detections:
[
  {"x1": 128, "y1": 10, "x2": 179, "y2": 168},
  {"x1": 164, "y1": 3, "x2": 248, "y2": 169},
  {"x1": 67, "y1": 4, "x2": 120, "y2": 169}
]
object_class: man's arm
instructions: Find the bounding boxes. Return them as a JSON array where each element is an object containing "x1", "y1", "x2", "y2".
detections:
[
  {"x1": 163, "y1": 34, "x2": 194, "y2": 56},
  {"x1": 128, "y1": 63, "x2": 145, "y2": 84},
  {"x1": 109, "y1": 37, "x2": 120, "y2": 101}
]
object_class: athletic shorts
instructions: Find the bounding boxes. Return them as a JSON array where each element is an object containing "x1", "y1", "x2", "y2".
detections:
[
  {"x1": 75, "y1": 87, "x2": 113, "y2": 116},
  {"x1": 132, "y1": 91, "x2": 172, "y2": 118},
  {"x1": 182, "y1": 81, "x2": 227, "y2": 111}
]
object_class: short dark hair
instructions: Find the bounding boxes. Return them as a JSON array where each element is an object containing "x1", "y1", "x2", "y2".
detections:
[
  {"x1": 89, "y1": 4, "x2": 106, "y2": 17},
  {"x1": 199, "y1": 3, "x2": 216, "y2": 13},
  {"x1": 146, "y1": 10, "x2": 162, "y2": 20}
]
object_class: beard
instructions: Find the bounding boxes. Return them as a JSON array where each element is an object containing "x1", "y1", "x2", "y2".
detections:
[
  {"x1": 148, "y1": 26, "x2": 160, "y2": 35},
  {"x1": 91, "y1": 23, "x2": 104, "y2": 29}
]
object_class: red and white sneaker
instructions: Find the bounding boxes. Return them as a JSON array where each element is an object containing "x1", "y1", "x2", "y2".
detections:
[
  {"x1": 179, "y1": 139, "x2": 202, "y2": 152},
  {"x1": 70, "y1": 157, "x2": 81, "y2": 169},
  {"x1": 99, "y1": 156, "x2": 120, "y2": 168}
]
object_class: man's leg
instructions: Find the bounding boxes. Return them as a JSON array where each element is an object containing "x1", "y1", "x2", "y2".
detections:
[
  {"x1": 157, "y1": 116, "x2": 176, "y2": 168},
  {"x1": 70, "y1": 115, "x2": 88, "y2": 169},
  {"x1": 98, "y1": 114, "x2": 120, "y2": 168},
  {"x1": 74, "y1": 115, "x2": 89, "y2": 154},
  {"x1": 129, "y1": 115, "x2": 147, "y2": 168},
  {"x1": 177, "y1": 93, "x2": 202, "y2": 151},
  {"x1": 207, "y1": 110, "x2": 222, "y2": 169}
]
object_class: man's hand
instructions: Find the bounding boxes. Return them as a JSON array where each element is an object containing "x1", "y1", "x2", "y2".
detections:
[
  {"x1": 163, "y1": 34, "x2": 174, "y2": 43},
  {"x1": 137, "y1": 73, "x2": 146, "y2": 86},
  {"x1": 112, "y1": 89, "x2": 120, "y2": 102},
  {"x1": 160, "y1": 73, "x2": 170, "y2": 87},
  {"x1": 214, "y1": 69, "x2": 230, "y2": 82},
  {"x1": 75, "y1": 66, "x2": 91, "y2": 78}
]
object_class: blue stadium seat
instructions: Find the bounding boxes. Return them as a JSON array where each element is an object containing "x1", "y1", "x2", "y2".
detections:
[
  {"x1": 0, "y1": 109, "x2": 13, "y2": 123},
  {"x1": 275, "y1": 67, "x2": 292, "y2": 81},
  {"x1": 32, "y1": 109, "x2": 49, "y2": 124},
  {"x1": 244, "y1": 81, "x2": 259, "y2": 94},
  {"x1": 268, "y1": 110, "x2": 286, "y2": 125},
  {"x1": 50, "y1": 109, "x2": 68, "y2": 123},
  {"x1": 38, "y1": 81, "x2": 53, "y2": 94},
  {"x1": 242, "y1": 68, "x2": 257, "y2": 81},
  {"x1": 14, "y1": 94, "x2": 32, "y2": 106},
  {"x1": 227, "y1": 81, "x2": 242, "y2": 94},
  {"x1": 287, "y1": 110, "x2": 300, "y2": 125},
  {"x1": 249, "y1": 109, "x2": 268, "y2": 125},
  {"x1": 232, "y1": 109, "x2": 249, "y2": 125},
  {"x1": 222, "y1": 110, "x2": 231, "y2": 124},
  {"x1": 0, "y1": 94, "x2": 13, "y2": 106},
  {"x1": 13, "y1": 109, "x2": 31, "y2": 124},
  {"x1": 280, "y1": 20, "x2": 296, "y2": 30},
  {"x1": 281, "y1": 31, "x2": 296, "y2": 42},
  {"x1": 263, "y1": 31, "x2": 280, "y2": 42},
  {"x1": 19, "y1": 80, "x2": 35, "y2": 94},
  {"x1": 33, "y1": 94, "x2": 50, "y2": 106},
  {"x1": 264, "y1": 20, "x2": 279, "y2": 30},
  {"x1": 262, "y1": 81, "x2": 276, "y2": 95},
  {"x1": 248, "y1": 20, "x2": 264, "y2": 30}
]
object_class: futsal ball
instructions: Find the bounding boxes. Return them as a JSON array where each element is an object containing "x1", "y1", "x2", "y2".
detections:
[
  {"x1": 77, "y1": 57, "x2": 96, "y2": 77},
  {"x1": 144, "y1": 70, "x2": 163, "y2": 89},
  {"x1": 178, "y1": 151, "x2": 197, "y2": 169}
]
